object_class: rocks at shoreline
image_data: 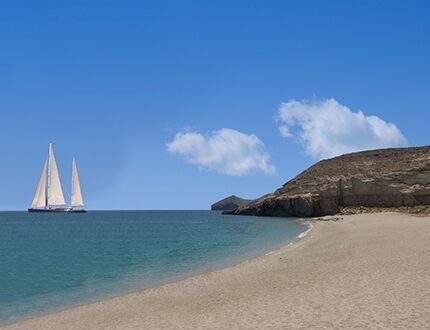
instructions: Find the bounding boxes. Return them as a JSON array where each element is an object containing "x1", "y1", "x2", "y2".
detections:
[
  {"x1": 227, "y1": 146, "x2": 430, "y2": 217},
  {"x1": 339, "y1": 205, "x2": 430, "y2": 216}
]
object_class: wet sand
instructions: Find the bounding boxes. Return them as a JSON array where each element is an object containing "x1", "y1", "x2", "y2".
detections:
[{"x1": 5, "y1": 213, "x2": 430, "y2": 329}]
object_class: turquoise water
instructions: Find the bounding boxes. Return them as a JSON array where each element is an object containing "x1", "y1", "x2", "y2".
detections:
[{"x1": 0, "y1": 211, "x2": 306, "y2": 324}]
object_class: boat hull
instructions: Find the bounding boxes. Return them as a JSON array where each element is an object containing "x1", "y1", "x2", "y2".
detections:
[{"x1": 28, "y1": 208, "x2": 86, "y2": 213}]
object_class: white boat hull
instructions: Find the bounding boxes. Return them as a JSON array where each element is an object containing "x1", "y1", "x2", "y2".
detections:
[{"x1": 28, "y1": 208, "x2": 86, "y2": 213}]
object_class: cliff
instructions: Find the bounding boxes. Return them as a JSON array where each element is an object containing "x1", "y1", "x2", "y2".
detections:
[
  {"x1": 228, "y1": 146, "x2": 430, "y2": 217},
  {"x1": 211, "y1": 195, "x2": 253, "y2": 211}
]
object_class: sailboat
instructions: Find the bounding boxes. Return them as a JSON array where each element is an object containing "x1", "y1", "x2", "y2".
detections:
[{"x1": 29, "y1": 144, "x2": 86, "y2": 212}]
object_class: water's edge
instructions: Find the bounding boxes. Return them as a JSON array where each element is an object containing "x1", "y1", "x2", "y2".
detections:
[
  {"x1": 3, "y1": 219, "x2": 311, "y2": 327},
  {"x1": 0, "y1": 211, "x2": 308, "y2": 325}
]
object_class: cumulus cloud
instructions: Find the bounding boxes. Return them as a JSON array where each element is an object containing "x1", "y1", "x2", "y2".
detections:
[
  {"x1": 166, "y1": 128, "x2": 276, "y2": 176},
  {"x1": 278, "y1": 98, "x2": 407, "y2": 159}
]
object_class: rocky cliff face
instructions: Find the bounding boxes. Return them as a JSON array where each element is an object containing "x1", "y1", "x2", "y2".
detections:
[
  {"x1": 211, "y1": 195, "x2": 253, "y2": 211},
  {"x1": 228, "y1": 146, "x2": 430, "y2": 217}
]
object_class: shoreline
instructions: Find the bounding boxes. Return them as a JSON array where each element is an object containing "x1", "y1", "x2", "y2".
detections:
[
  {"x1": 4, "y1": 213, "x2": 430, "y2": 329},
  {"x1": 1, "y1": 218, "x2": 311, "y2": 327}
]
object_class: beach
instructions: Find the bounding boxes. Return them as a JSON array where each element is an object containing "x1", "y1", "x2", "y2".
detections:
[{"x1": 5, "y1": 213, "x2": 430, "y2": 329}]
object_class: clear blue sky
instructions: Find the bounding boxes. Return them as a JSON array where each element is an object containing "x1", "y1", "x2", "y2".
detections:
[{"x1": 0, "y1": 0, "x2": 429, "y2": 210}]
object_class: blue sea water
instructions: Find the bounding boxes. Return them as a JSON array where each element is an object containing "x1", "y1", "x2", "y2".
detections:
[{"x1": 0, "y1": 211, "x2": 306, "y2": 324}]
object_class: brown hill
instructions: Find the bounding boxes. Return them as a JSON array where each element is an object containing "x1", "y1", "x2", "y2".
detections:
[
  {"x1": 228, "y1": 146, "x2": 430, "y2": 217},
  {"x1": 211, "y1": 195, "x2": 253, "y2": 211}
]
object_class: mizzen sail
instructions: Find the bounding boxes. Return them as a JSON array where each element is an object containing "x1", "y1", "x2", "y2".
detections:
[
  {"x1": 30, "y1": 157, "x2": 48, "y2": 209},
  {"x1": 47, "y1": 144, "x2": 66, "y2": 206},
  {"x1": 71, "y1": 158, "x2": 84, "y2": 207}
]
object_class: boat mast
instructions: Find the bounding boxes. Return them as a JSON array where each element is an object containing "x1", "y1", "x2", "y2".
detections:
[
  {"x1": 44, "y1": 169, "x2": 48, "y2": 208},
  {"x1": 47, "y1": 143, "x2": 52, "y2": 209},
  {"x1": 71, "y1": 157, "x2": 74, "y2": 210}
]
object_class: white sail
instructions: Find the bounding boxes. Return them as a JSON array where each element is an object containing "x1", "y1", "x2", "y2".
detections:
[
  {"x1": 30, "y1": 157, "x2": 48, "y2": 208},
  {"x1": 47, "y1": 144, "x2": 66, "y2": 206},
  {"x1": 71, "y1": 158, "x2": 84, "y2": 207}
]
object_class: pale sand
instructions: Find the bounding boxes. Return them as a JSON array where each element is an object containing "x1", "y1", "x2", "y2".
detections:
[{"x1": 4, "y1": 213, "x2": 430, "y2": 329}]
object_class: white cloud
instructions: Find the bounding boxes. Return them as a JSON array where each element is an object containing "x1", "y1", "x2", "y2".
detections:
[
  {"x1": 166, "y1": 128, "x2": 276, "y2": 176},
  {"x1": 278, "y1": 98, "x2": 407, "y2": 159}
]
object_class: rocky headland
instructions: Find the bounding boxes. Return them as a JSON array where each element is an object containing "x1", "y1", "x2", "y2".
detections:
[
  {"x1": 227, "y1": 146, "x2": 430, "y2": 217},
  {"x1": 211, "y1": 195, "x2": 253, "y2": 211}
]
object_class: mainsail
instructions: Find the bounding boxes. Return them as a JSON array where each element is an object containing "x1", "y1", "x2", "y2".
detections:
[
  {"x1": 30, "y1": 157, "x2": 48, "y2": 209},
  {"x1": 47, "y1": 144, "x2": 66, "y2": 206},
  {"x1": 71, "y1": 158, "x2": 84, "y2": 207}
]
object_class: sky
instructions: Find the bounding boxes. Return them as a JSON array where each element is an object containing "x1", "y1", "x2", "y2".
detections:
[{"x1": 0, "y1": 0, "x2": 429, "y2": 210}]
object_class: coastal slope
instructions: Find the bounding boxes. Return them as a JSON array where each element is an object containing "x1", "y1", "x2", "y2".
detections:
[
  {"x1": 5, "y1": 213, "x2": 430, "y2": 329},
  {"x1": 229, "y1": 146, "x2": 430, "y2": 217}
]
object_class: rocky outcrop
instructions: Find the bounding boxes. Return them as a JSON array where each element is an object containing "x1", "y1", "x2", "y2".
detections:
[
  {"x1": 228, "y1": 146, "x2": 430, "y2": 217},
  {"x1": 211, "y1": 195, "x2": 253, "y2": 211}
]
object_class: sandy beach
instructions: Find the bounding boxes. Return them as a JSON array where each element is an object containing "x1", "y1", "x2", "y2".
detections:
[{"x1": 4, "y1": 213, "x2": 430, "y2": 329}]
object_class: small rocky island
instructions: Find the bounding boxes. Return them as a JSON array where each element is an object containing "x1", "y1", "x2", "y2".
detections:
[
  {"x1": 211, "y1": 195, "x2": 253, "y2": 211},
  {"x1": 226, "y1": 146, "x2": 430, "y2": 217}
]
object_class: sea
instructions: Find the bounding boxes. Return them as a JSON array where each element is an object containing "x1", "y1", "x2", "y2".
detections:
[{"x1": 0, "y1": 210, "x2": 307, "y2": 325}]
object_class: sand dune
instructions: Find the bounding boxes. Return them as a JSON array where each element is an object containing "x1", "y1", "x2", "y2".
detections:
[{"x1": 5, "y1": 213, "x2": 430, "y2": 329}]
